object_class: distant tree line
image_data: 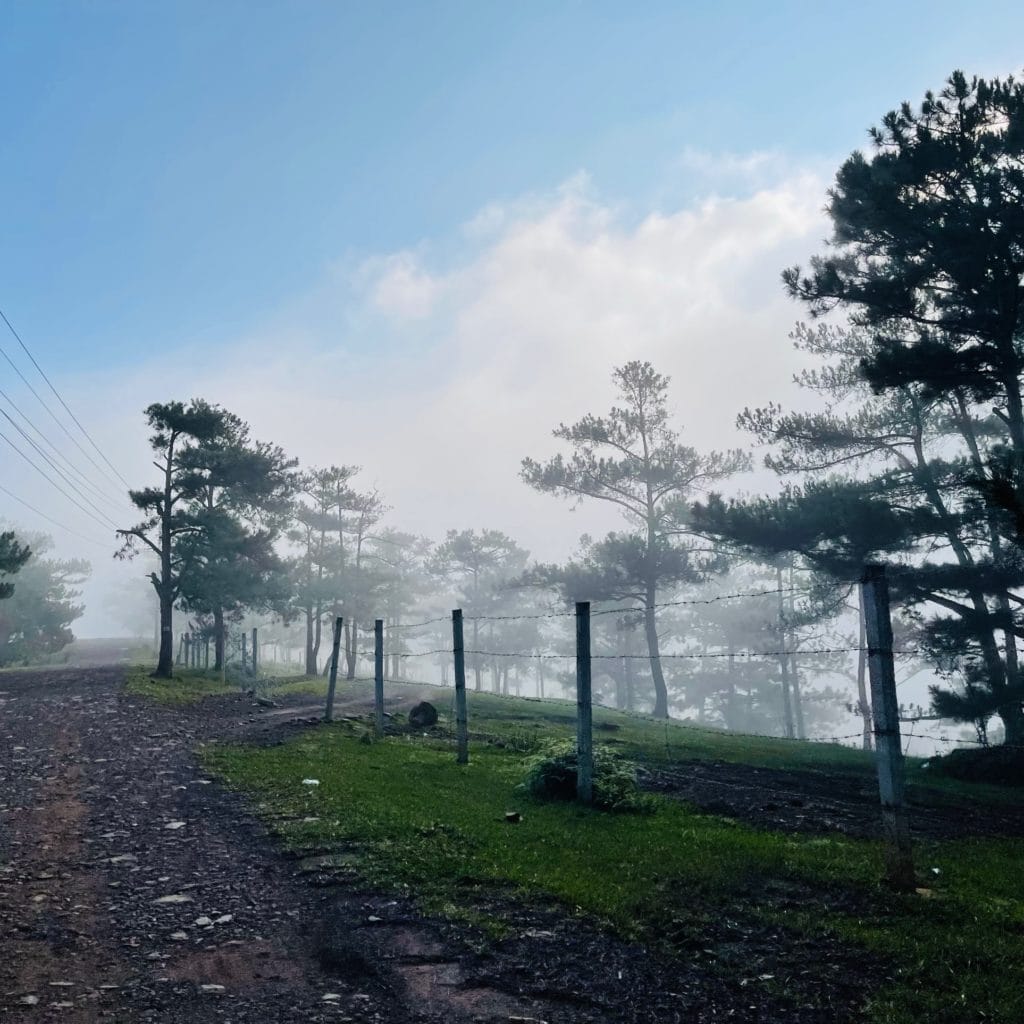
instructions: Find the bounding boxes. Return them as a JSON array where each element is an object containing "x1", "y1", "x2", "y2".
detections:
[{"x1": 103, "y1": 69, "x2": 1024, "y2": 748}]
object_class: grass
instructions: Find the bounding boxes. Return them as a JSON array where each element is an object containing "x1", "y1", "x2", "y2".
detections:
[
  {"x1": 199, "y1": 687, "x2": 1024, "y2": 1024},
  {"x1": 124, "y1": 666, "x2": 238, "y2": 705}
]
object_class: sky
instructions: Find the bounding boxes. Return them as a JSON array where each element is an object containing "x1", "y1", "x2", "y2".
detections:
[{"x1": 1, "y1": 1, "x2": 1023, "y2": 654}]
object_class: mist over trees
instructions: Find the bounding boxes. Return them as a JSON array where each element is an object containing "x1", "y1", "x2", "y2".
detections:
[
  {"x1": 0, "y1": 529, "x2": 89, "y2": 666},
  {"x1": 5, "y1": 67, "x2": 1014, "y2": 750},
  {"x1": 695, "y1": 70, "x2": 1024, "y2": 745},
  {"x1": 522, "y1": 360, "x2": 750, "y2": 718}
]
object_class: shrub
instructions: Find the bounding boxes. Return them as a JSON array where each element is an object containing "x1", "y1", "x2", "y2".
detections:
[
  {"x1": 522, "y1": 740, "x2": 656, "y2": 813},
  {"x1": 926, "y1": 746, "x2": 1024, "y2": 787}
]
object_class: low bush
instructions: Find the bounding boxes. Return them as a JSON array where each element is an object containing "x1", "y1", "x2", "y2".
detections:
[
  {"x1": 927, "y1": 745, "x2": 1024, "y2": 787},
  {"x1": 521, "y1": 740, "x2": 656, "y2": 812}
]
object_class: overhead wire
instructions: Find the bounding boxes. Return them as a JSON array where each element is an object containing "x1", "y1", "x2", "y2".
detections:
[
  {"x1": 0, "y1": 426, "x2": 117, "y2": 534},
  {"x1": 0, "y1": 405, "x2": 120, "y2": 528},
  {"x1": 0, "y1": 481, "x2": 111, "y2": 550},
  {"x1": 0, "y1": 307, "x2": 130, "y2": 492},
  {"x1": 0, "y1": 384, "x2": 132, "y2": 514}
]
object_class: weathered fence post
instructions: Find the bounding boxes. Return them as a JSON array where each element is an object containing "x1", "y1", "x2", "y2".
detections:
[
  {"x1": 324, "y1": 616, "x2": 343, "y2": 723},
  {"x1": 204, "y1": 638, "x2": 210, "y2": 670},
  {"x1": 576, "y1": 601, "x2": 593, "y2": 804},
  {"x1": 861, "y1": 564, "x2": 915, "y2": 890},
  {"x1": 374, "y1": 619, "x2": 385, "y2": 738},
  {"x1": 452, "y1": 609, "x2": 468, "y2": 765},
  {"x1": 252, "y1": 628, "x2": 258, "y2": 674},
  {"x1": 241, "y1": 632, "x2": 248, "y2": 675},
  {"x1": 184, "y1": 632, "x2": 192, "y2": 669}
]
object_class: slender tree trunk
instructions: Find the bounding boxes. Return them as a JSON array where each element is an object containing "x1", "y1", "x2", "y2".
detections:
[
  {"x1": 345, "y1": 619, "x2": 356, "y2": 680},
  {"x1": 726, "y1": 652, "x2": 737, "y2": 731},
  {"x1": 472, "y1": 618, "x2": 481, "y2": 691},
  {"x1": 644, "y1": 587, "x2": 669, "y2": 718},
  {"x1": 789, "y1": 651, "x2": 806, "y2": 739},
  {"x1": 777, "y1": 652, "x2": 795, "y2": 739},
  {"x1": 155, "y1": 585, "x2": 174, "y2": 677},
  {"x1": 857, "y1": 588, "x2": 872, "y2": 750},
  {"x1": 624, "y1": 648, "x2": 634, "y2": 712},
  {"x1": 304, "y1": 607, "x2": 316, "y2": 675},
  {"x1": 213, "y1": 607, "x2": 225, "y2": 671},
  {"x1": 154, "y1": 444, "x2": 177, "y2": 678},
  {"x1": 775, "y1": 567, "x2": 795, "y2": 738}
]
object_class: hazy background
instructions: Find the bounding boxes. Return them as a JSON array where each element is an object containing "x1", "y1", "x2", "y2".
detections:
[{"x1": 2, "y1": 1, "x2": 1023, "y2": 639}]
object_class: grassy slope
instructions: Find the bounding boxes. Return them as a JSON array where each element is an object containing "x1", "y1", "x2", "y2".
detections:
[
  {"x1": 133, "y1": 672, "x2": 1023, "y2": 1022},
  {"x1": 124, "y1": 666, "x2": 240, "y2": 704}
]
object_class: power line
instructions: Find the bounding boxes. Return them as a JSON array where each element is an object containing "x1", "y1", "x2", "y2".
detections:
[
  {"x1": 0, "y1": 426, "x2": 117, "y2": 534},
  {"x1": 0, "y1": 306, "x2": 131, "y2": 490},
  {"x1": 0, "y1": 482, "x2": 111, "y2": 550},
  {"x1": 0, "y1": 385, "x2": 132, "y2": 514},
  {"x1": 0, "y1": 405, "x2": 120, "y2": 528}
]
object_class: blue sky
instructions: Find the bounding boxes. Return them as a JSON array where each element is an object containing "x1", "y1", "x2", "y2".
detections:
[
  {"x1": 2, "y1": 1, "x2": 1024, "y2": 672},
  {"x1": 3, "y1": 1, "x2": 1023, "y2": 373}
]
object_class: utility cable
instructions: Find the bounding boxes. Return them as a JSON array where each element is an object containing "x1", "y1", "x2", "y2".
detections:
[
  {"x1": 0, "y1": 405, "x2": 119, "y2": 528},
  {"x1": 0, "y1": 427, "x2": 117, "y2": 534},
  {"x1": 0, "y1": 307, "x2": 130, "y2": 490},
  {"x1": 0, "y1": 481, "x2": 110, "y2": 550},
  {"x1": 0, "y1": 384, "x2": 132, "y2": 513}
]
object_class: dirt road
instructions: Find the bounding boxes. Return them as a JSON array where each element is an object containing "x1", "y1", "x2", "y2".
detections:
[{"x1": 0, "y1": 667, "x2": 887, "y2": 1023}]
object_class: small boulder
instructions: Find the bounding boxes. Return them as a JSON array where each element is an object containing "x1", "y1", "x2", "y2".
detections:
[{"x1": 408, "y1": 702, "x2": 438, "y2": 728}]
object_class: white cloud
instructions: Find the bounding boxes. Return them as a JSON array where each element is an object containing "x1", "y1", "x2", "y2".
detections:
[
  {"x1": 3, "y1": 155, "x2": 831, "y2": 634},
  {"x1": 369, "y1": 253, "x2": 442, "y2": 321}
]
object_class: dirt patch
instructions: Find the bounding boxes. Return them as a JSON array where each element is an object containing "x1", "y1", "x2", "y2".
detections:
[
  {"x1": 164, "y1": 941, "x2": 307, "y2": 987},
  {"x1": 643, "y1": 759, "x2": 1024, "y2": 840}
]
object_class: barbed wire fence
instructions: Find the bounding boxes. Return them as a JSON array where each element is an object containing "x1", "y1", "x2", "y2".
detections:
[{"x1": 306, "y1": 565, "x2": 943, "y2": 888}]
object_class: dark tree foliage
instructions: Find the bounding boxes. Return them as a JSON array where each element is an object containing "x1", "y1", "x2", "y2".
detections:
[
  {"x1": 0, "y1": 531, "x2": 31, "y2": 600},
  {"x1": 705, "y1": 71, "x2": 1024, "y2": 742},
  {"x1": 119, "y1": 400, "x2": 296, "y2": 678}
]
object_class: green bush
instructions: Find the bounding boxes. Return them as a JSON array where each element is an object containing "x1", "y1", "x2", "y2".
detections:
[
  {"x1": 521, "y1": 740, "x2": 656, "y2": 812},
  {"x1": 927, "y1": 745, "x2": 1024, "y2": 787}
]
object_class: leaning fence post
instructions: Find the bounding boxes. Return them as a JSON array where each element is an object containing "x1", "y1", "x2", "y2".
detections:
[
  {"x1": 452, "y1": 609, "x2": 469, "y2": 765},
  {"x1": 324, "y1": 616, "x2": 344, "y2": 723},
  {"x1": 374, "y1": 619, "x2": 385, "y2": 738},
  {"x1": 861, "y1": 564, "x2": 915, "y2": 890},
  {"x1": 576, "y1": 601, "x2": 594, "y2": 804}
]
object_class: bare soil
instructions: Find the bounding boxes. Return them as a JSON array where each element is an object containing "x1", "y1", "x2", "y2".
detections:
[
  {"x1": 643, "y1": 759, "x2": 1024, "y2": 840},
  {"x1": 2, "y1": 666, "x2": 986, "y2": 1022}
]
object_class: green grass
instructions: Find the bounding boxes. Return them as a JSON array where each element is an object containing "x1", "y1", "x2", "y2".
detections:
[
  {"x1": 124, "y1": 666, "x2": 238, "y2": 705},
  {"x1": 203, "y1": 703, "x2": 1024, "y2": 1024}
]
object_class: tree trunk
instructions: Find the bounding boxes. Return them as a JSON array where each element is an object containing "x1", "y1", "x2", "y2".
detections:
[
  {"x1": 155, "y1": 588, "x2": 174, "y2": 677},
  {"x1": 305, "y1": 607, "x2": 317, "y2": 675},
  {"x1": 777, "y1": 651, "x2": 795, "y2": 739},
  {"x1": 789, "y1": 651, "x2": 806, "y2": 739},
  {"x1": 472, "y1": 618, "x2": 481, "y2": 691},
  {"x1": 624, "y1": 649, "x2": 634, "y2": 712},
  {"x1": 726, "y1": 652, "x2": 737, "y2": 731},
  {"x1": 644, "y1": 591, "x2": 669, "y2": 719},
  {"x1": 345, "y1": 619, "x2": 356, "y2": 680},
  {"x1": 857, "y1": 588, "x2": 872, "y2": 750},
  {"x1": 776, "y1": 568, "x2": 795, "y2": 738},
  {"x1": 213, "y1": 607, "x2": 225, "y2": 671}
]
